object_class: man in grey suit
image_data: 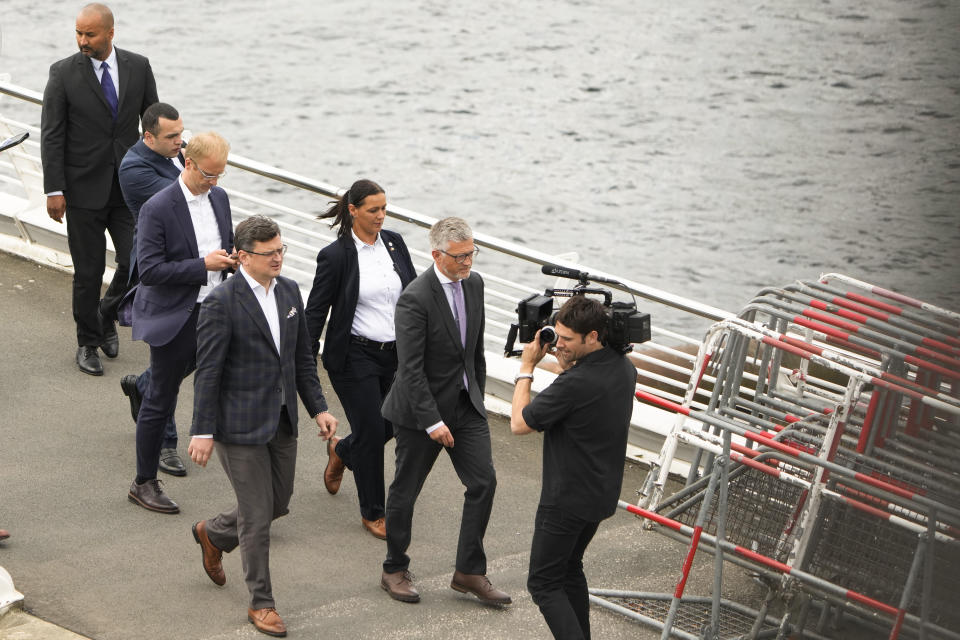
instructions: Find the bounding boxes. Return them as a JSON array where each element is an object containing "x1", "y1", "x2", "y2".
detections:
[
  {"x1": 40, "y1": 3, "x2": 158, "y2": 375},
  {"x1": 188, "y1": 216, "x2": 338, "y2": 638},
  {"x1": 379, "y1": 217, "x2": 510, "y2": 606}
]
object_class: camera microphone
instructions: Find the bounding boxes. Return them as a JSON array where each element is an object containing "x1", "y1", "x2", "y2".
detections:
[
  {"x1": 541, "y1": 263, "x2": 620, "y2": 286},
  {"x1": 541, "y1": 264, "x2": 582, "y2": 279}
]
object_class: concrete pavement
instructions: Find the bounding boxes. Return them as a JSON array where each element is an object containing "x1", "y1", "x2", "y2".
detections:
[{"x1": 0, "y1": 250, "x2": 765, "y2": 640}]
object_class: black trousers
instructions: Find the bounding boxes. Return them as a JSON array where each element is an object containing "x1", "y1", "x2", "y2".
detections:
[
  {"x1": 383, "y1": 391, "x2": 496, "y2": 575},
  {"x1": 135, "y1": 305, "x2": 198, "y2": 480},
  {"x1": 328, "y1": 341, "x2": 396, "y2": 521},
  {"x1": 527, "y1": 505, "x2": 601, "y2": 640},
  {"x1": 206, "y1": 409, "x2": 297, "y2": 610},
  {"x1": 64, "y1": 178, "x2": 133, "y2": 347}
]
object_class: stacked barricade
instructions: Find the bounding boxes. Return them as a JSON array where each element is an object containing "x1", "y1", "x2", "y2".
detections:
[{"x1": 591, "y1": 274, "x2": 960, "y2": 639}]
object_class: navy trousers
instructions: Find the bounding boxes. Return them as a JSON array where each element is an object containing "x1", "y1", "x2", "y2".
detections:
[
  {"x1": 134, "y1": 305, "x2": 198, "y2": 481},
  {"x1": 135, "y1": 367, "x2": 178, "y2": 449}
]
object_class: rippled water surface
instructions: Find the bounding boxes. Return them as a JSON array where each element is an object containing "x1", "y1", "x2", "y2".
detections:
[{"x1": 2, "y1": 0, "x2": 958, "y2": 324}]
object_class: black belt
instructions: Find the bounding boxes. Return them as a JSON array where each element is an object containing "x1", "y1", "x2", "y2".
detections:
[{"x1": 350, "y1": 335, "x2": 396, "y2": 350}]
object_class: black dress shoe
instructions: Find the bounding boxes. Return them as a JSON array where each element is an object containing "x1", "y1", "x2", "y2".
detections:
[
  {"x1": 76, "y1": 346, "x2": 104, "y2": 376},
  {"x1": 100, "y1": 315, "x2": 119, "y2": 358},
  {"x1": 128, "y1": 479, "x2": 179, "y2": 514},
  {"x1": 159, "y1": 448, "x2": 187, "y2": 477},
  {"x1": 120, "y1": 374, "x2": 142, "y2": 423}
]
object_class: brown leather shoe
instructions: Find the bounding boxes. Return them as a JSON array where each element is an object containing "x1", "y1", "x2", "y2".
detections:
[
  {"x1": 381, "y1": 570, "x2": 420, "y2": 603},
  {"x1": 451, "y1": 570, "x2": 512, "y2": 605},
  {"x1": 323, "y1": 436, "x2": 345, "y2": 494},
  {"x1": 247, "y1": 607, "x2": 287, "y2": 637},
  {"x1": 128, "y1": 479, "x2": 179, "y2": 514},
  {"x1": 362, "y1": 517, "x2": 387, "y2": 540},
  {"x1": 192, "y1": 520, "x2": 225, "y2": 586}
]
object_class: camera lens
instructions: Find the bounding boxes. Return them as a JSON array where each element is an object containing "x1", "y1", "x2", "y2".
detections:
[{"x1": 539, "y1": 325, "x2": 557, "y2": 346}]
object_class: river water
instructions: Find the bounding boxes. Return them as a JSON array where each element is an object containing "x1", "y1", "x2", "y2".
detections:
[{"x1": 2, "y1": 0, "x2": 958, "y2": 324}]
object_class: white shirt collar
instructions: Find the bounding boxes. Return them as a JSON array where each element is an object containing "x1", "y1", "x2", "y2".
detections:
[
  {"x1": 433, "y1": 263, "x2": 459, "y2": 285},
  {"x1": 351, "y1": 229, "x2": 382, "y2": 250},
  {"x1": 238, "y1": 263, "x2": 275, "y2": 295}
]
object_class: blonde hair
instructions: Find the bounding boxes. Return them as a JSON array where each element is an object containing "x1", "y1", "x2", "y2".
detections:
[{"x1": 184, "y1": 131, "x2": 230, "y2": 164}]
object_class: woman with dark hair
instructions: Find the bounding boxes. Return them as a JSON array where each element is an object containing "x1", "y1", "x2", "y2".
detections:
[{"x1": 305, "y1": 179, "x2": 417, "y2": 539}]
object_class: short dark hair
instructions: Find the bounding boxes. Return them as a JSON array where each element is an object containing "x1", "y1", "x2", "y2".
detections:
[
  {"x1": 235, "y1": 215, "x2": 281, "y2": 252},
  {"x1": 555, "y1": 295, "x2": 608, "y2": 341},
  {"x1": 142, "y1": 102, "x2": 179, "y2": 136}
]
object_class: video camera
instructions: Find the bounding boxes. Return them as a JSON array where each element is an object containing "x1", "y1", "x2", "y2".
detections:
[{"x1": 504, "y1": 264, "x2": 651, "y2": 357}]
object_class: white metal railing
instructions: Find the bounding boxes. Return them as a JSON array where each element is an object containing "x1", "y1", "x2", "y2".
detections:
[{"x1": 0, "y1": 78, "x2": 733, "y2": 464}]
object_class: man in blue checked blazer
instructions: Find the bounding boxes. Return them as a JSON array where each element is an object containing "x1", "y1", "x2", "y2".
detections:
[{"x1": 188, "y1": 215, "x2": 337, "y2": 638}]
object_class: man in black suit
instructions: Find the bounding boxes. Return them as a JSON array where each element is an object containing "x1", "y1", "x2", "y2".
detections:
[
  {"x1": 510, "y1": 295, "x2": 636, "y2": 640},
  {"x1": 379, "y1": 217, "x2": 510, "y2": 606},
  {"x1": 127, "y1": 132, "x2": 236, "y2": 514},
  {"x1": 188, "y1": 215, "x2": 338, "y2": 638},
  {"x1": 40, "y1": 3, "x2": 158, "y2": 375},
  {"x1": 118, "y1": 101, "x2": 188, "y2": 476}
]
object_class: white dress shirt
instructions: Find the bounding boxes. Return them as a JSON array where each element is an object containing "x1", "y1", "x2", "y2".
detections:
[
  {"x1": 177, "y1": 177, "x2": 223, "y2": 302},
  {"x1": 351, "y1": 230, "x2": 402, "y2": 342},
  {"x1": 237, "y1": 264, "x2": 281, "y2": 354}
]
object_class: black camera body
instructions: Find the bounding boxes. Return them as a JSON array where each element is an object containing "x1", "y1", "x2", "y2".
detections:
[{"x1": 504, "y1": 266, "x2": 651, "y2": 356}]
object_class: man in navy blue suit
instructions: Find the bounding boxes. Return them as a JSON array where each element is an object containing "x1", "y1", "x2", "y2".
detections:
[
  {"x1": 118, "y1": 101, "x2": 188, "y2": 476},
  {"x1": 127, "y1": 131, "x2": 237, "y2": 514},
  {"x1": 118, "y1": 101, "x2": 184, "y2": 227}
]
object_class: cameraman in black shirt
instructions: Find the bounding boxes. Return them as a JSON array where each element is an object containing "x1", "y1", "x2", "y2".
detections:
[{"x1": 510, "y1": 295, "x2": 636, "y2": 640}]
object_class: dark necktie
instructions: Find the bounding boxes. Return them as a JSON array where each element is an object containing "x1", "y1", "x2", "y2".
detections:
[{"x1": 100, "y1": 61, "x2": 118, "y2": 121}]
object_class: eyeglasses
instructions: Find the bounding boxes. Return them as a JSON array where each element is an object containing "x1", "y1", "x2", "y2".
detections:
[
  {"x1": 438, "y1": 247, "x2": 479, "y2": 264},
  {"x1": 242, "y1": 244, "x2": 287, "y2": 258},
  {"x1": 192, "y1": 161, "x2": 227, "y2": 181}
]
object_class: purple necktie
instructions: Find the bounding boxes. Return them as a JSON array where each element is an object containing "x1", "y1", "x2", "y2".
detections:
[
  {"x1": 450, "y1": 280, "x2": 466, "y2": 347},
  {"x1": 450, "y1": 281, "x2": 469, "y2": 390},
  {"x1": 100, "y1": 61, "x2": 118, "y2": 121}
]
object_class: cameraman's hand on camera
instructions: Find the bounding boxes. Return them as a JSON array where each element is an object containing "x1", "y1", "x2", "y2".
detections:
[{"x1": 520, "y1": 330, "x2": 551, "y2": 368}]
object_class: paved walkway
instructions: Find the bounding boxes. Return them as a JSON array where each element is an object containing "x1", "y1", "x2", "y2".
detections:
[{"x1": 0, "y1": 250, "x2": 762, "y2": 639}]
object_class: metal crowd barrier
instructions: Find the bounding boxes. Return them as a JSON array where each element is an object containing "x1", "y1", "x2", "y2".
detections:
[{"x1": 593, "y1": 276, "x2": 960, "y2": 639}]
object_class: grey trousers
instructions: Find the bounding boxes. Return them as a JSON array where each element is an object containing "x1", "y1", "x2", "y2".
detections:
[{"x1": 205, "y1": 415, "x2": 297, "y2": 610}]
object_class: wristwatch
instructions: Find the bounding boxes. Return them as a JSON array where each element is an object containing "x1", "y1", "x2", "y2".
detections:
[{"x1": 513, "y1": 372, "x2": 534, "y2": 384}]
